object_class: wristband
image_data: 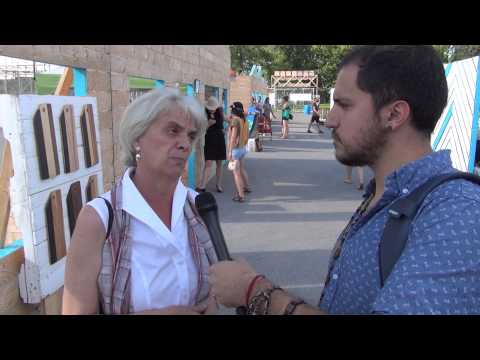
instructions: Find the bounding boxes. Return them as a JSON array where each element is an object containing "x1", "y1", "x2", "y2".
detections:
[{"x1": 245, "y1": 274, "x2": 265, "y2": 306}]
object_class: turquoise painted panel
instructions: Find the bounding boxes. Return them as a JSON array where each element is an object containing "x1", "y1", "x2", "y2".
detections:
[
  {"x1": 432, "y1": 104, "x2": 453, "y2": 150},
  {"x1": 73, "y1": 68, "x2": 87, "y2": 96},
  {"x1": 0, "y1": 239, "x2": 23, "y2": 259},
  {"x1": 468, "y1": 58, "x2": 480, "y2": 172},
  {"x1": 186, "y1": 84, "x2": 194, "y2": 97}
]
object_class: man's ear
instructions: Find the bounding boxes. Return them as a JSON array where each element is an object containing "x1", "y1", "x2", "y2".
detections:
[{"x1": 380, "y1": 100, "x2": 411, "y2": 131}]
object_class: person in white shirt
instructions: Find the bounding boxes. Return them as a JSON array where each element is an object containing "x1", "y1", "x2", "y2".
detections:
[{"x1": 63, "y1": 88, "x2": 218, "y2": 315}]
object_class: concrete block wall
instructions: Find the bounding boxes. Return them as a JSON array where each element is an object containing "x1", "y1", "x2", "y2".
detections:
[
  {"x1": 0, "y1": 45, "x2": 231, "y2": 191},
  {"x1": 230, "y1": 74, "x2": 268, "y2": 110}
]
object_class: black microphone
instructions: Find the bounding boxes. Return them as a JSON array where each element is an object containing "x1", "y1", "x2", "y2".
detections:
[
  {"x1": 195, "y1": 192, "x2": 247, "y2": 315},
  {"x1": 195, "y1": 192, "x2": 231, "y2": 261}
]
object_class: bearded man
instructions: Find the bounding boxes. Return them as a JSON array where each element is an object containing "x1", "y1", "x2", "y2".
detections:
[{"x1": 208, "y1": 46, "x2": 480, "y2": 315}]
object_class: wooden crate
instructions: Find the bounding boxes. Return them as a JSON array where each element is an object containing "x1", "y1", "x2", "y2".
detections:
[{"x1": 0, "y1": 95, "x2": 104, "y2": 304}]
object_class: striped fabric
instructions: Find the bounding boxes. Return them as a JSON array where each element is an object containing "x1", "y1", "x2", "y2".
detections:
[{"x1": 97, "y1": 181, "x2": 217, "y2": 314}]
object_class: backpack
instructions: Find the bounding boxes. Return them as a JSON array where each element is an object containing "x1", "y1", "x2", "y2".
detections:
[{"x1": 379, "y1": 171, "x2": 480, "y2": 287}]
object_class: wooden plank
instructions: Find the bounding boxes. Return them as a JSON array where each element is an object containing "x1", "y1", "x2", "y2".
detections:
[
  {"x1": 59, "y1": 105, "x2": 79, "y2": 173},
  {"x1": 0, "y1": 135, "x2": 13, "y2": 249},
  {"x1": 86, "y1": 104, "x2": 98, "y2": 166},
  {"x1": 85, "y1": 175, "x2": 98, "y2": 202},
  {"x1": 80, "y1": 104, "x2": 98, "y2": 167},
  {"x1": 33, "y1": 104, "x2": 60, "y2": 179},
  {"x1": 45, "y1": 190, "x2": 66, "y2": 264},
  {"x1": 0, "y1": 245, "x2": 24, "y2": 314},
  {"x1": 66, "y1": 181, "x2": 82, "y2": 236},
  {"x1": 54, "y1": 67, "x2": 73, "y2": 96},
  {"x1": 4, "y1": 214, "x2": 22, "y2": 247},
  {"x1": 40, "y1": 286, "x2": 63, "y2": 314},
  {"x1": 0, "y1": 196, "x2": 10, "y2": 249}
]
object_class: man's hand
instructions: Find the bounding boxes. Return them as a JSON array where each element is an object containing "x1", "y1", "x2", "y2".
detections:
[
  {"x1": 208, "y1": 258, "x2": 258, "y2": 308},
  {"x1": 202, "y1": 293, "x2": 219, "y2": 315}
]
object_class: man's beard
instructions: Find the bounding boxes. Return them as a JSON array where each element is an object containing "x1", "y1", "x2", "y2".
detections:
[{"x1": 332, "y1": 119, "x2": 390, "y2": 167}]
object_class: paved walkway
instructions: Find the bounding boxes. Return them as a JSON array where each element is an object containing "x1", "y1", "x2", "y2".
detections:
[{"x1": 207, "y1": 113, "x2": 373, "y2": 313}]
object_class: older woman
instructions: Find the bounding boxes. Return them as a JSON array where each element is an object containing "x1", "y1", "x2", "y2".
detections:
[{"x1": 63, "y1": 88, "x2": 218, "y2": 315}]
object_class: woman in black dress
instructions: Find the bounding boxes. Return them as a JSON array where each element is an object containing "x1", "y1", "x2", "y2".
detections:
[{"x1": 197, "y1": 96, "x2": 227, "y2": 192}]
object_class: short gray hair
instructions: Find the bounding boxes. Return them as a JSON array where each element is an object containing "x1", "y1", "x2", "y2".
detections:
[{"x1": 119, "y1": 87, "x2": 207, "y2": 167}]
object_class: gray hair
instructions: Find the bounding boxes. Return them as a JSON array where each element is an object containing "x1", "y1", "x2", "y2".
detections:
[{"x1": 119, "y1": 87, "x2": 207, "y2": 167}]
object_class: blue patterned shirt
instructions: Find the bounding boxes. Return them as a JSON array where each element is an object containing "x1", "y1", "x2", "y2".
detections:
[{"x1": 318, "y1": 150, "x2": 480, "y2": 314}]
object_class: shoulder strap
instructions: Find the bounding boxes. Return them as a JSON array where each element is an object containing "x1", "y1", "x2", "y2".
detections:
[
  {"x1": 379, "y1": 171, "x2": 480, "y2": 287},
  {"x1": 100, "y1": 197, "x2": 114, "y2": 240}
]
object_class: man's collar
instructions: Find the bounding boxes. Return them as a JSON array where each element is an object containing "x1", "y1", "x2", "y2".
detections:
[{"x1": 364, "y1": 150, "x2": 453, "y2": 198}]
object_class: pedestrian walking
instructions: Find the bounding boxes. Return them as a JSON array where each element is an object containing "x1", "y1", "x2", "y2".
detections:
[
  {"x1": 227, "y1": 102, "x2": 251, "y2": 202},
  {"x1": 280, "y1": 95, "x2": 292, "y2": 139},
  {"x1": 307, "y1": 96, "x2": 324, "y2": 134}
]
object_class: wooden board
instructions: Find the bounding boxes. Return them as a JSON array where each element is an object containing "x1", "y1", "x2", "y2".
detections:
[
  {"x1": 33, "y1": 103, "x2": 60, "y2": 179},
  {"x1": 40, "y1": 286, "x2": 63, "y2": 314},
  {"x1": 0, "y1": 136, "x2": 13, "y2": 249},
  {"x1": 66, "y1": 181, "x2": 82, "y2": 236},
  {"x1": 85, "y1": 175, "x2": 98, "y2": 202},
  {"x1": 54, "y1": 67, "x2": 73, "y2": 96},
  {"x1": 45, "y1": 190, "x2": 66, "y2": 264},
  {"x1": 80, "y1": 104, "x2": 98, "y2": 167},
  {"x1": 0, "y1": 246, "x2": 25, "y2": 314},
  {"x1": 59, "y1": 104, "x2": 79, "y2": 173}
]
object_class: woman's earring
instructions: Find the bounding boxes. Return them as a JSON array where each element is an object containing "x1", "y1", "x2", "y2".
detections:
[{"x1": 135, "y1": 147, "x2": 141, "y2": 162}]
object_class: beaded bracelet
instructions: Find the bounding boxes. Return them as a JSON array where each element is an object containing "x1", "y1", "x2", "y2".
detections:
[{"x1": 283, "y1": 299, "x2": 307, "y2": 315}]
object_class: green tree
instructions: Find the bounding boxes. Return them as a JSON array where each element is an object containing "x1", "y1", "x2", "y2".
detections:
[
  {"x1": 311, "y1": 45, "x2": 352, "y2": 91},
  {"x1": 230, "y1": 45, "x2": 276, "y2": 76},
  {"x1": 433, "y1": 45, "x2": 452, "y2": 63}
]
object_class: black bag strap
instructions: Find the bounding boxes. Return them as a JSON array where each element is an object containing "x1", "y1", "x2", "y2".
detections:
[
  {"x1": 100, "y1": 197, "x2": 114, "y2": 240},
  {"x1": 379, "y1": 171, "x2": 480, "y2": 287}
]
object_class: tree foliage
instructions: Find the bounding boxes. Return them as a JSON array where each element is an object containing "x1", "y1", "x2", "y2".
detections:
[
  {"x1": 230, "y1": 45, "x2": 480, "y2": 99},
  {"x1": 230, "y1": 45, "x2": 352, "y2": 92}
]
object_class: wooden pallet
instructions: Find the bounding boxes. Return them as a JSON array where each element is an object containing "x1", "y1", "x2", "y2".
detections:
[{"x1": 1, "y1": 95, "x2": 104, "y2": 305}]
